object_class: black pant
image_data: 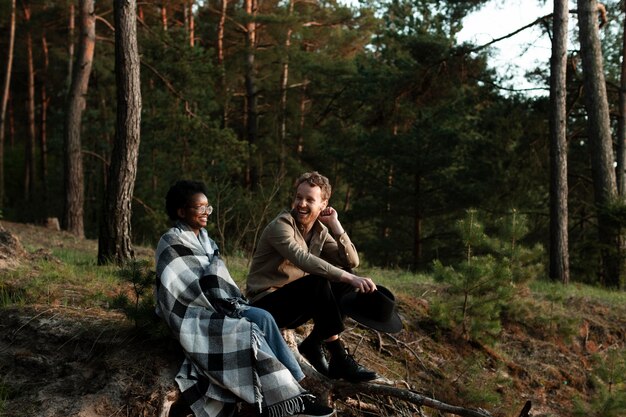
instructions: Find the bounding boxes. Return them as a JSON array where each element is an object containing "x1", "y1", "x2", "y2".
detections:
[{"x1": 251, "y1": 275, "x2": 353, "y2": 342}]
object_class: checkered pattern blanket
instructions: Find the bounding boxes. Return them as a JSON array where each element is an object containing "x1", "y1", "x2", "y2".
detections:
[{"x1": 156, "y1": 223, "x2": 304, "y2": 417}]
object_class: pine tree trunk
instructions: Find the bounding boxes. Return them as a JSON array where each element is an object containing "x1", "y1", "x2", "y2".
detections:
[
  {"x1": 618, "y1": 3, "x2": 626, "y2": 196},
  {"x1": 188, "y1": 0, "x2": 195, "y2": 47},
  {"x1": 160, "y1": 2, "x2": 168, "y2": 31},
  {"x1": 296, "y1": 77, "x2": 308, "y2": 159},
  {"x1": 63, "y1": 0, "x2": 95, "y2": 238},
  {"x1": 278, "y1": 0, "x2": 294, "y2": 179},
  {"x1": 218, "y1": 0, "x2": 229, "y2": 127},
  {"x1": 40, "y1": 33, "x2": 50, "y2": 212},
  {"x1": 217, "y1": 0, "x2": 226, "y2": 65},
  {"x1": 578, "y1": 0, "x2": 622, "y2": 288},
  {"x1": 0, "y1": 0, "x2": 16, "y2": 206},
  {"x1": 549, "y1": 0, "x2": 570, "y2": 284},
  {"x1": 244, "y1": 0, "x2": 258, "y2": 188},
  {"x1": 67, "y1": 1, "x2": 75, "y2": 92},
  {"x1": 98, "y1": 0, "x2": 142, "y2": 265},
  {"x1": 23, "y1": 1, "x2": 36, "y2": 201}
]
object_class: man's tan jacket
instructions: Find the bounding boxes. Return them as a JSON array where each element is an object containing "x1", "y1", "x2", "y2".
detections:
[{"x1": 245, "y1": 210, "x2": 359, "y2": 303}]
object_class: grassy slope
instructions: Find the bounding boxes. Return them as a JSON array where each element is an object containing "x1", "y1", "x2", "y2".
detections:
[{"x1": 1, "y1": 220, "x2": 626, "y2": 417}]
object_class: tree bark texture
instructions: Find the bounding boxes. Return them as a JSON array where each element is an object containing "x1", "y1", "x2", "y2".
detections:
[
  {"x1": 0, "y1": 0, "x2": 16, "y2": 206},
  {"x1": 24, "y1": 1, "x2": 36, "y2": 201},
  {"x1": 618, "y1": 3, "x2": 626, "y2": 196},
  {"x1": 40, "y1": 33, "x2": 50, "y2": 210},
  {"x1": 98, "y1": 0, "x2": 142, "y2": 265},
  {"x1": 188, "y1": 0, "x2": 195, "y2": 47},
  {"x1": 278, "y1": 0, "x2": 294, "y2": 179},
  {"x1": 244, "y1": 0, "x2": 258, "y2": 188},
  {"x1": 63, "y1": 0, "x2": 95, "y2": 238},
  {"x1": 549, "y1": 0, "x2": 570, "y2": 284},
  {"x1": 577, "y1": 0, "x2": 622, "y2": 287},
  {"x1": 67, "y1": 0, "x2": 75, "y2": 91},
  {"x1": 160, "y1": 2, "x2": 168, "y2": 31},
  {"x1": 218, "y1": 0, "x2": 229, "y2": 127}
]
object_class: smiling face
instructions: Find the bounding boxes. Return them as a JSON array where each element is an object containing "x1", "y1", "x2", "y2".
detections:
[
  {"x1": 177, "y1": 192, "x2": 210, "y2": 235},
  {"x1": 292, "y1": 182, "x2": 328, "y2": 232}
]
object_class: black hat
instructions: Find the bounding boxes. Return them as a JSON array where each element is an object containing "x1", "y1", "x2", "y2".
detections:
[{"x1": 340, "y1": 285, "x2": 403, "y2": 333}]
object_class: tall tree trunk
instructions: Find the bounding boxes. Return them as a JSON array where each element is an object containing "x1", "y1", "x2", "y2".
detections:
[
  {"x1": 578, "y1": 0, "x2": 622, "y2": 288},
  {"x1": 188, "y1": 0, "x2": 195, "y2": 47},
  {"x1": 183, "y1": 0, "x2": 189, "y2": 37},
  {"x1": 217, "y1": 0, "x2": 227, "y2": 66},
  {"x1": 40, "y1": 32, "x2": 50, "y2": 211},
  {"x1": 160, "y1": 1, "x2": 168, "y2": 31},
  {"x1": 549, "y1": 0, "x2": 570, "y2": 284},
  {"x1": 98, "y1": 0, "x2": 142, "y2": 265},
  {"x1": 67, "y1": 1, "x2": 75, "y2": 92},
  {"x1": 278, "y1": 0, "x2": 294, "y2": 179},
  {"x1": 64, "y1": 0, "x2": 96, "y2": 238},
  {"x1": 244, "y1": 0, "x2": 258, "y2": 188},
  {"x1": 218, "y1": 0, "x2": 229, "y2": 127},
  {"x1": 618, "y1": 2, "x2": 626, "y2": 196},
  {"x1": 23, "y1": 1, "x2": 36, "y2": 201},
  {"x1": 0, "y1": 0, "x2": 16, "y2": 207},
  {"x1": 296, "y1": 76, "x2": 308, "y2": 160}
]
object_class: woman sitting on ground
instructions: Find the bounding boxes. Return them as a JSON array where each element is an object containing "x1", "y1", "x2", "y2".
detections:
[{"x1": 155, "y1": 180, "x2": 334, "y2": 417}]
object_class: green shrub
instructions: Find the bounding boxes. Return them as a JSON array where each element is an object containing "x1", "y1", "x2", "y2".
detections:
[
  {"x1": 573, "y1": 348, "x2": 626, "y2": 417},
  {"x1": 114, "y1": 259, "x2": 157, "y2": 329},
  {"x1": 430, "y1": 209, "x2": 543, "y2": 344}
]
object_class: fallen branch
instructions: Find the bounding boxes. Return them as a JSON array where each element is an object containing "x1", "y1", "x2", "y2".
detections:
[
  {"x1": 331, "y1": 378, "x2": 494, "y2": 417},
  {"x1": 293, "y1": 339, "x2": 493, "y2": 417}
]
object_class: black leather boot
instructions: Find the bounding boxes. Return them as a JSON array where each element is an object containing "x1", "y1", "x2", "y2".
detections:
[
  {"x1": 328, "y1": 352, "x2": 377, "y2": 382},
  {"x1": 298, "y1": 338, "x2": 330, "y2": 376}
]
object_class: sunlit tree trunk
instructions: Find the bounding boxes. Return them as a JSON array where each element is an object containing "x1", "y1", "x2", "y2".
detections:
[
  {"x1": 578, "y1": 0, "x2": 622, "y2": 288},
  {"x1": 549, "y1": 0, "x2": 570, "y2": 284},
  {"x1": 0, "y1": 0, "x2": 16, "y2": 207},
  {"x1": 64, "y1": 0, "x2": 96, "y2": 238},
  {"x1": 160, "y1": 1, "x2": 168, "y2": 31},
  {"x1": 98, "y1": 0, "x2": 142, "y2": 265},
  {"x1": 23, "y1": 0, "x2": 37, "y2": 201},
  {"x1": 188, "y1": 0, "x2": 195, "y2": 47}
]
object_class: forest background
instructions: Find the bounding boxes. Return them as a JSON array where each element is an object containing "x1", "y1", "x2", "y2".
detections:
[{"x1": 1, "y1": 0, "x2": 626, "y2": 289}]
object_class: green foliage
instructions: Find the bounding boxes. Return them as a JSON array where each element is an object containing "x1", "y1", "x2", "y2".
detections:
[
  {"x1": 0, "y1": 0, "x2": 614, "y2": 289},
  {"x1": 430, "y1": 209, "x2": 542, "y2": 343},
  {"x1": 489, "y1": 209, "x2": 545, "y2": 286},
  {"x1": 573, "y1": 349, "x2": 626, "y2": 417},
  {"x1": 454, "y1": 354, "x2": 506, "y2": 407},
  {"x1": 112, "y1": 259, "x2": 156, "y2": 329}
]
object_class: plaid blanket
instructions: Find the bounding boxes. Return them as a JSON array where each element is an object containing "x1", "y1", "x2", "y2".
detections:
[{"x1": 156, "y1": 222, "x2": 305, "y2": 417}]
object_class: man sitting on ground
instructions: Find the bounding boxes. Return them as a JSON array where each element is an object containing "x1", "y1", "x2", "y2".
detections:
[{"x1": 246, "y1": 171, "x2": 379, "y2": 383}]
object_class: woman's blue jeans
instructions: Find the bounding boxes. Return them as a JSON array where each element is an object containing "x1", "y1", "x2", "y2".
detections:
[{"x1": 241, "y1": 306, "x2": 305, "y2": 381}]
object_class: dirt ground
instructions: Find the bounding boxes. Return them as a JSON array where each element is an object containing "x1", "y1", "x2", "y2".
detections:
[{"x1": 1, "y1": 220, "x2": 624, "y2": 417}]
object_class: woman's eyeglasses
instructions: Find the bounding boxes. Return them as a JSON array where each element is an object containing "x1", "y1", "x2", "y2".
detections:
[{"x1": 189, "y1": 205, "x2": 213, "y2": 215}]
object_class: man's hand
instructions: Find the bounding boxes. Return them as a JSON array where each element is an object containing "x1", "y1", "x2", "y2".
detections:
[
  {"x1": 340, "y1": 271, "x2": 377, "y2": 293},
  {"x1": 318, "y1": 207, "x2": 345, "y2": 236}
]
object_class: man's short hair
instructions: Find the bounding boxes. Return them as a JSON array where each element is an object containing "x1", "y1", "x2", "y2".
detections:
[{"x1": 294, "y1": 171, "x2": 332, "y2": 200}]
